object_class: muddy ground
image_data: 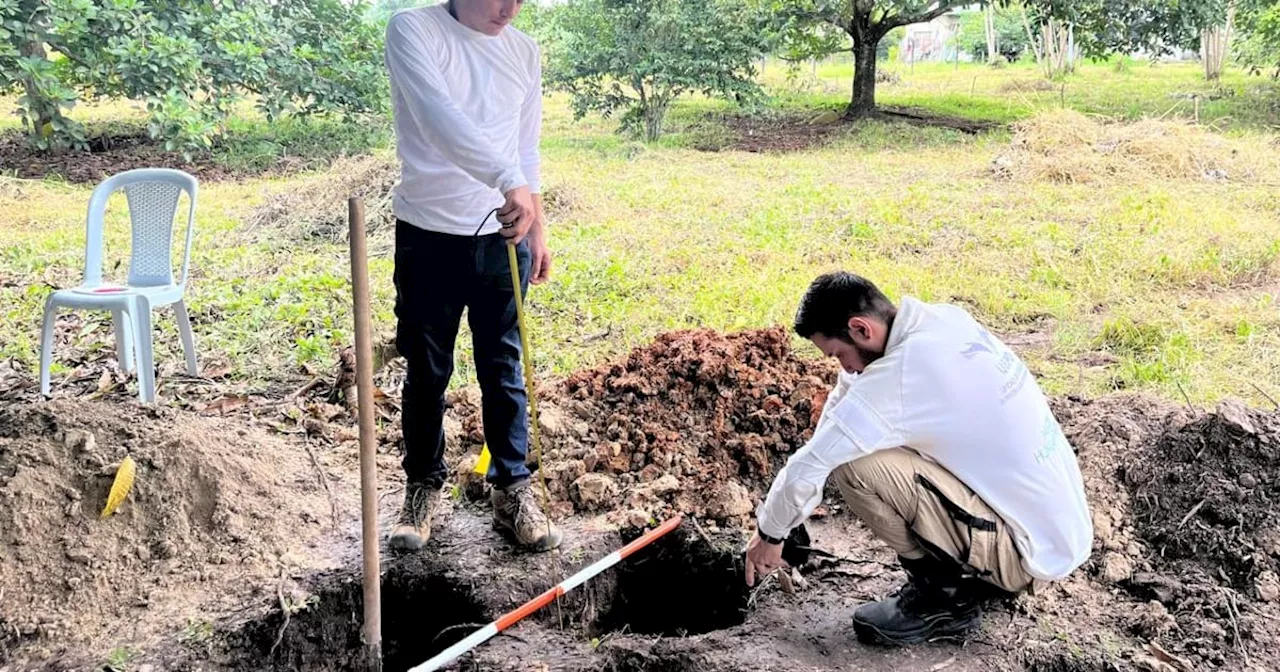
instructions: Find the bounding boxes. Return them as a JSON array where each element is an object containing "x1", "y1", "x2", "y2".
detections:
[{"x1": 2, "y1": 328, "x2": 1279, "y2": 672}]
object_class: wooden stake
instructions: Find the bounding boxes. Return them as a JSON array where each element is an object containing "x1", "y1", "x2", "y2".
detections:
[{"x1": 348, "y1": 196, "x2": 383, "y2": 671}]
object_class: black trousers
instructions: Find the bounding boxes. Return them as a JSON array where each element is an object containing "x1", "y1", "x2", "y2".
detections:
[{"x1": 393, "y1": 220, "x2": 531, "y2": 490}]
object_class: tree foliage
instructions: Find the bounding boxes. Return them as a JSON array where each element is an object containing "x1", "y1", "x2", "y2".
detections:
[
  {"x1": 545, "y1": 0, "x2": 770, "y2": 141},
  {"x1": 1023, "y1": 0, "x2": 1228, "y2": 59},
  {"x1": 1235, "y1": 0, "x2": 1280, "y2": 78},
  {"x1": 0, "y1": 0, "x2": 387, "y2": 154}
]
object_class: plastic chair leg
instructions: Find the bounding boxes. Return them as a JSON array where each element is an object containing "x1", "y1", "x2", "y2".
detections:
[
  {"x1": 133, "y1": 297, "x2": 156, "y2": 403},
  {"x1": 174, "y1": 299, "x2": 198, "y2": 376},
  {"x1": 39, "y1": 297, "x2": 58, "y2": 397},
  {"x1": 112, "y1": 308, "x2": 135, "y2": 373}
]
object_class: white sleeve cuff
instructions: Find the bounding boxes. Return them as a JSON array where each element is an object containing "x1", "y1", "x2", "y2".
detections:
[{"x1": 496, "y1": 167, "x2": 528, "y2": 195}]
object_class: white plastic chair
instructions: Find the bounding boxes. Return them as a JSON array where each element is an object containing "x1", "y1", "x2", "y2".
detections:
[{"x1": 39, "y1": 168, "x2": 199, "y2": 403}]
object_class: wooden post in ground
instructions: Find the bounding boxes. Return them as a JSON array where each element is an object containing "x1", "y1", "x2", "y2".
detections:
[{"x1": 348, "y1": 196, "x2": 383, "y2": 671}]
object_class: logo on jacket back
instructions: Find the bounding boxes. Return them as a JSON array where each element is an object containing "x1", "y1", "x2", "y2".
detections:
[{"x1": 960, "y1": 326, "x2": 998, "y2": 359}]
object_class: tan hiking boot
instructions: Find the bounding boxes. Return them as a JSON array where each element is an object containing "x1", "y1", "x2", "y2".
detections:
[
  {"x1": 389, "y1": 482, "x2": 441, "y2": 551},
  {"x1": 492, "y1": 480, "x2": 563, "y2": 552}
]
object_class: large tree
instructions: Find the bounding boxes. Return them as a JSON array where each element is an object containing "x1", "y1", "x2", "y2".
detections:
[{"x1": 764, "y1": 0, "x2": 975, "y2": 118}]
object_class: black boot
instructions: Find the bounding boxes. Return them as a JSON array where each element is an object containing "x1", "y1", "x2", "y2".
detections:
[{"x1": 852, "y1": 555, "x2": 982, "y2": 646}]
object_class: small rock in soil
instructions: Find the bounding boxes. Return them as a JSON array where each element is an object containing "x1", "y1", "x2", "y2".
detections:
[
  {"x1": 1255, "y1": 570, "x2": 1280, "y2": 602},
  {"x1": 65, "y1": 548, "x2": 92, "y2": 565},
  {"x1": 1239, "y1": 472, "x2": 1258, "y2": 489},
  {"x1": 538, "y1": 405, "x2": 567, "y2": 437},
  {"x1": 61, "y1": 429, "x2": 96, "y2": 453},
  {"x1": 1129, "y1": 572, "x2": 1185, "y2": 605},
  {"x1": 1102, "y1": 551, "x2": 1134, "y2": 583},
  {"x1": 623, "y1": 509, "x2": 650, "y2": 528},
  {"x1": 571, "y1": 473, "x2": 618, "y2": 511},
  {"x1": 1217, "y1": 399, "x2": 1257, "y2": 435},
  {"x1": 1128, "y1": 600, "x2": 1177, "y2": 638},
  {"x1": 706, "y1": 480, "x2": 754, "y2": 519},
  {"x1": 1093, "y1": 510, "x2": 1115, "y2": 546}
]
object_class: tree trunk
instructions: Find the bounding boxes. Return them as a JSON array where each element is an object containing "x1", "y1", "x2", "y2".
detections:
[
  {"x1": 985, "y1": 5, "x2": 998, "y2": 63},
  {"x1": 643, "y1": 98, "x2": 668, "y2": 141},
  {"x1": 1040, "y1": 18, "x2": 1073, "y2": 78},
  {"x1": 19, "y1": 39, "x2": 55, "y2": 144},
  {"x1": 1022, "y1": 8, "x2": 1043, "y2": 66},
  {"x1": 1202, "y1": 2, "x2": 1236, "y2": 81},
  {"x1": 846, "y1": 37, "x2": 879, "y2": 118}
]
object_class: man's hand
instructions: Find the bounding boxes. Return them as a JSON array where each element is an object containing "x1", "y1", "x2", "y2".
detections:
[
  {"x1": 744, "y1": 532, "x2": 787, "y2": 586},
  {"x1": 498, "y1": 185, "x2": 535, "y2": 244},
  {"x1": 528, "y1": 219, "x2": 552, "y2": 284}
]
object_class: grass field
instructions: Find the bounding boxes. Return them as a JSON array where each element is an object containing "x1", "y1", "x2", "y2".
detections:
[{"x1": 1, "y1": 58, "x2": 1278, "y2": 407}]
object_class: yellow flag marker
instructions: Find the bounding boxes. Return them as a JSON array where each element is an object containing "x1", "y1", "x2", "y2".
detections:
[
  {"x1": 101, "y1": 456, "x2": 137, "y2": 519},
  {"x1": 473, "y1": 444, "x2": 491, "y2": 475}
]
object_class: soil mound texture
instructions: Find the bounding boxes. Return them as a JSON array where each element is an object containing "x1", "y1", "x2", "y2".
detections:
[
  {"x1": 449, "y1": 327, "x2": 839, "y2": 527},
  {"x1": 1055, "y1": 395, "x2": 1280, "y2": 668},
  {"x1": 1126, "y1": 399, "x2": 1280, "y2": 590},
  {"x1": 0, "y1": 399, "x2": 351, "y2": 666}
]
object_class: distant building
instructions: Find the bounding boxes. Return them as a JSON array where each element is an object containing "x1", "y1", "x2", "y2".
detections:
[{"x1": 898, "y1": 8, "x2": 968, "y2": 63}]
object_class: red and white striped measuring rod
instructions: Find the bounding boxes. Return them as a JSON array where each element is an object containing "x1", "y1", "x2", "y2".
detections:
[{"x1": 409, "y1": 514, "x2": 684, "y2": 672}]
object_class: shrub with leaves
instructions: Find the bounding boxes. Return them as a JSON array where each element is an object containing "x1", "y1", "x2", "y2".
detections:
[
  {"x1": 546, "y1": 0, "x2": 769, "y2": 141},
  {"x1": 0, "y1": 0, "x2": 388, "y2": 152}
]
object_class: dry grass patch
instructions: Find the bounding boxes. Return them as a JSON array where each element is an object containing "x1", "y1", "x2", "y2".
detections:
[{"x1": 994, "y1": 109, "x2": 1280, "y2": 184}]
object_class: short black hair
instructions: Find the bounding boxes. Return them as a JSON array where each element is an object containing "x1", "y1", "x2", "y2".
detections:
[{"x1": 793, "y1": 272, "x2": 897, "y2": 342}]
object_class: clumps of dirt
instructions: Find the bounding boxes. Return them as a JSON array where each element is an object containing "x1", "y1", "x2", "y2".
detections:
[
  {"x1": 992, "y1": 109, "x2": 1280, "y2": 184},
  {"x1": 703, "y1": 107, "x2": 995, "y2": 153},
  {"x1": 1053, "y1": 394, "x2": 1280, "y2": 668},
  {"x1": 0, "y1": 399, "x2": 350, "y2": 665},
  {"x1": 448, "y1": 327, "x2": 837, "y2": 528},
  {"x1": 704, "y1": 112, "x2": 847, "y2": 153},
  {"x1": 1124, "y1": 399, "x2": 1280, "y2": 592}
]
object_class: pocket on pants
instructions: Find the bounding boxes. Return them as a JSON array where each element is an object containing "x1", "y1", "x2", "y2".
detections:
[{"x1": 914, "y1": 473, "x2": 998, "y2": 580}]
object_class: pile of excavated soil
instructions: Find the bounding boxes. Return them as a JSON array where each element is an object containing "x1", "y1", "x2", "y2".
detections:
[
  {"x1": 0, "y1": 399, "x2": 356, "y2": 667},
  {"x1": 1052, "y1": 394, "x2": 1280, "y2": 668},
  {"x1": 444, "y1": 327, "x2": 839, "y2": 528},
  {"x1": 1127, "y1": 401, "x2": 1280, "y2": 591}
]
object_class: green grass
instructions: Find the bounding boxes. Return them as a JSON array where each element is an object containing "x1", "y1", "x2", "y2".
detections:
[
  {"x1": 767, "y1": 56, "x2": 1280, "y2": 130},
  {"x1": 1, "y1": 59, "x2": 1278, "y2": 408}
]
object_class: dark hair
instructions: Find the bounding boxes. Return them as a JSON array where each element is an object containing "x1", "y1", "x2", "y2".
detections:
[{"x1": 793, "y1": 272, "x2": 897, "y2": 342}]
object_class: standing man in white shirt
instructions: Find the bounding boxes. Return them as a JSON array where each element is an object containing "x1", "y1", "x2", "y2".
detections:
[
  {"x1": 745, "y1": 272, "x2": 1092, "y2": 646},
  {"x1": 382, "y1": 0, "x2": 561, "y2": 553}
]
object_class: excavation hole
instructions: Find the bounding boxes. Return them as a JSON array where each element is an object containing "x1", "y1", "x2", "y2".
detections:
[
  {"x1": 237, "y1": 566, "x2": 487, "y2": 672},
  {"x1": 598, "y1": 527, "x2": 749, "y2": 637}
]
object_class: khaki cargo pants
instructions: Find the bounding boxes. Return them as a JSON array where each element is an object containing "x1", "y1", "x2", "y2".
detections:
[{"x1": 833, "y1": 447, "x2": 1038, "y2": 594}]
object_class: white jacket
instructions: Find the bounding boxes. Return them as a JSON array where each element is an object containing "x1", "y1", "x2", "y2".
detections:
[
  {"x1": 384, "y1": 3, "x2": 542, "y2": 235},
  {"x1": 756, "y1": 296, "x2": 1093, "y2": 581}
]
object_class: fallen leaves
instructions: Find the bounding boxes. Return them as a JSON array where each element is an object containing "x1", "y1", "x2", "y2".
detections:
[
  {"x1": 199, "y1": 394, "x2": 249, "y2": 416},
  {"x1": 1135, "y1": 642, "x2": 1195, "y2": 672}
]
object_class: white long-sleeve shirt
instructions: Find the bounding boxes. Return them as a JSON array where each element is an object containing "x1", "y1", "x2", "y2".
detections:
[
  {"x1": 756, "y1": 297, "x2": 1093, "y2": 581},
  {"x1": 384, "y1": 2, "x2": 542, "y2": 236}
]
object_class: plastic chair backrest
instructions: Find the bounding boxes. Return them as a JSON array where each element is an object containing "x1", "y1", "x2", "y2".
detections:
[{"x1": 83, "y1": 168, "x2": 198, "y2": 289}]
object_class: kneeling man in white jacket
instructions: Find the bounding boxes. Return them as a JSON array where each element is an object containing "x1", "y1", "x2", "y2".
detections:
[{"x1": 745, "y1": 271, "x2": 1093, "y2": 646}]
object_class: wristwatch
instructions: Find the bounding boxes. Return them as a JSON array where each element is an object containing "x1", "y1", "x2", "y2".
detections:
[{"x1": 758, "y1": 529, "x2": 784, "y2": 545}]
